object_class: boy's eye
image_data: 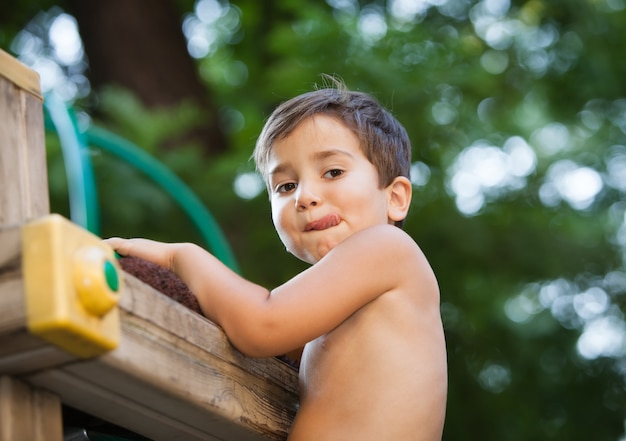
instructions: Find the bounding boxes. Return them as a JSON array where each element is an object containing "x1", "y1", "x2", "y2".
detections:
[
  {"x1": 277, "y1": 182, "x2": 297, "y2": 193},
  {"x1": 324, "y1": 169, "x2": 343, "y2": 178}
]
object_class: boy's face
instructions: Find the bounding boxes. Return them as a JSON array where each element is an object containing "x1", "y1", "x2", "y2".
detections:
[{"x1": 267, "y1": 114, "x2": 397, "y2": 264}]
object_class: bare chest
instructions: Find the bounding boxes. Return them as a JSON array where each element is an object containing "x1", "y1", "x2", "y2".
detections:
[{"x1": 297, "y1": 304, "x2": 383, "y2": 396}]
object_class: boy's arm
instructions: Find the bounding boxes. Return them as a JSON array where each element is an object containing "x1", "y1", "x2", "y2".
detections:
[
  {"x1": 104, "y1": 225, "x2": 436, "y2": 357},
  {"x1": 105, "y1": 236, "x2": 271, "y2": 330}
]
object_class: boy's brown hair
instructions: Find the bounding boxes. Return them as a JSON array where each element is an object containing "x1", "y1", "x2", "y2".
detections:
[{"x1": 253, "y1": 77, "x2": 412, "y2": 226}]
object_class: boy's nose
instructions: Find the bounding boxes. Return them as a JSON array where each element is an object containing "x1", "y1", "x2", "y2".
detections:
[{"x1": 295, "y1": 183, "x2": 321, "y2": 210}]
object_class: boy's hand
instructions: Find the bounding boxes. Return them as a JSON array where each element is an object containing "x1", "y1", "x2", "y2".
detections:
[{"x1": 104, "y1": 237, "x2": 175, "y2": 271}]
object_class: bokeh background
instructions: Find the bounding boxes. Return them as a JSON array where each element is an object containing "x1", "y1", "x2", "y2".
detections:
[{"x1": 2, "y1": 0, "x2": 626, "y2": 439}]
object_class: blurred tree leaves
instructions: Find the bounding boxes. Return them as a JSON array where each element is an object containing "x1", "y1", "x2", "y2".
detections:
[{"x1": 3, "y1": 0, "x2": 626, "y2": 439}]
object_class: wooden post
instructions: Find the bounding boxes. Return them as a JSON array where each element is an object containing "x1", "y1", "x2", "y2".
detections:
[
  {"x1": 0, "y1": 376, "x2": 63, "y2": 441},
  {"x1": 0, "y1": 49, "x2": 61, "y2": 441},
  {"x1": 0, "y1": 49, "x2": 49, "y2": 226}
]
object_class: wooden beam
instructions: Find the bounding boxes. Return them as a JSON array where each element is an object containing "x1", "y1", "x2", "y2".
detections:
[
  {"x1": 0, "y1": 226, "x2": 299, "y2": 440},
  {"x1": 0, "y1": 48, "x2": 62, "y2": 441},
  {"x1": 0, "y1": 376, "x2": 62, "y2": 441},
  {"x1": 0, "y1": 49, "x2": 49, "y2": 227},
  {"x1": 0, "y1": 49, "x2": 42, "y2": 100}
]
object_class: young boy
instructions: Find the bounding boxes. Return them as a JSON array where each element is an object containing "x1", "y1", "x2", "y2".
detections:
[{"x1": 105, "y1": 80, "x2": 447, "y2": 440}]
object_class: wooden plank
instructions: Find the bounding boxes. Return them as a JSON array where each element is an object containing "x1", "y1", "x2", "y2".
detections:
[
  {"x1": 27, "y1": 275, "x2": 298, "y2": 441},
  {"x1": 0, "y1": 226, "x2": 25, "y2": 335},
  {"x1": 0, "y1": 223, "x2": 21, "y2": 274},
  {"x1": 0, "y1": 49, "x2": 42, "y2": 100},
  {"x1": 0, "y1": 227, "x2": 299, "y2": 440},
  {"x1": 23, "y1": 85, "x2": 49, "y2": 218},
  {"x1": 0, "y1": 53, "x2": 62, "y2": 441},
  {"x1": 0, "y1": 376, "x2": 62, "y2": 441},
  {"x1": 0, "y1": 56, "x2": 49, "y2": 228}
]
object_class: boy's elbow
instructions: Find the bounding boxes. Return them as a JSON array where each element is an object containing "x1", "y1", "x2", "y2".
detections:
[
  {"x1": 214, "y1": 287, "x2": 297, "y2": 358},
  {"x1": 234, "y1": 342, "x2": 274, "y2": 358},
  {"x1": 228, "y1": 334, "x2": 279, "y2": 358},
  {"x1": 224, "y1": 317, "x2": 287, "y2": 358}
]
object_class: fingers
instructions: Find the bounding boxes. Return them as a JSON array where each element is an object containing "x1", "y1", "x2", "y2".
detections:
[
  {"x1": 102, "y1": 237, "x2": 172, "y2": 270},
  {"x1": 103, "y1": 237, "x2": 149, "y2": 258},
  {"x1": 103, "y1": 237, "x2": 129, "y2": 255}
]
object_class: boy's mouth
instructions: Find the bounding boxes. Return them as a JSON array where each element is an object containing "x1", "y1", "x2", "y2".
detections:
[{"x1": 305, "y1": 213, "x2": 341, "y2": 231}]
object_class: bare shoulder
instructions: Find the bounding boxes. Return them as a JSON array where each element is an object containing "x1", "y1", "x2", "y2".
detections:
[
  {"x1": 337, "y1": 225, "x2": 435, "y2": 281},
  {"x1": 313, "y1": 224, "x2": 439, "y2": 304},
  {"x1": 263, "y1": 224, "x2": 438, "y2": 354},
  {"x1": 345, "y1": 224, "x2": 423, "y2": 254}
]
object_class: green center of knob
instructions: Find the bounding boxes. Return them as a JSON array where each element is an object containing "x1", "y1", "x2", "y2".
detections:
[{"x1": 104, "y1": 260, "x2": 119, "y2": 292}]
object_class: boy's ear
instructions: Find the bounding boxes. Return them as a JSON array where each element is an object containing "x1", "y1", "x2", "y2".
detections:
[{"x1": 386, "y1": 176, "x2": 412, "y2": 223}]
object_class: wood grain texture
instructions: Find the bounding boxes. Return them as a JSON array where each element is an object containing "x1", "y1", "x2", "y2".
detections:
[
  {"x1": 0, "y1": 68, "x2": 49, "y2": 227},
  {"x1": 0, "y1": 376, "x2": 62, "y2": 441},
  {"x1": 0, "y1": 49, "x2": 42, "y2": 100}
]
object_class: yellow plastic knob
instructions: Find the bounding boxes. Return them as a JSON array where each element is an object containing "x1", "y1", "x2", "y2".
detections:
[
  {"x1": 73, "y1": 246, "x2": 120, "y2": 316},
  {"x1": 23, "y1": 214, "x2": 123, "y2": 358}
]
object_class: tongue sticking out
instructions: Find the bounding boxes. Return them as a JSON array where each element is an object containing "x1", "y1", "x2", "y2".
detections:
[{"x1": 307, "y1": 213, "x2": 341, "y2": 231}]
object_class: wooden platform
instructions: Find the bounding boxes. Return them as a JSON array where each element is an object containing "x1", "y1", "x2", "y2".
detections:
[{"x1": 0, "y1": 49, "x2": 298, "y2": 441}]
